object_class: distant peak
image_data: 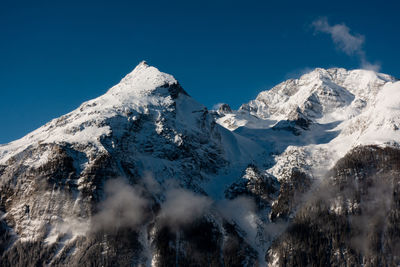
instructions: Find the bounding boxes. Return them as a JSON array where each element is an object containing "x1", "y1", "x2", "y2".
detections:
[{"x1": 218, "y1": 103, "x2": 233, "y2": 114}]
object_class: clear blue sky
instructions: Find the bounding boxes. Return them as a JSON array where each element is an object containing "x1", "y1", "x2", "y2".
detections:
[{"x1": 1, "y1": 0, "x2": 399, "y2": 143}]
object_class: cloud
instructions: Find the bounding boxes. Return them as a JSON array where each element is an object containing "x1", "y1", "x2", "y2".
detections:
[
  {"x1": 45, "y1": 217, "x2": 90, "y2": 244},
  {"x1": 360, "y1": 56, "x2": 381, "y2": 72},
  {"x1": 311, "y1": 17, "x2": 380, "y2": 71},
  {"x1": 217, "y1": 197, "x2": 258, "y2": 243},
  {"x1": 93, "y1": 176, "x2": 213, "y2": 232},
  {"x1": 312, "y1": 17, "x2": 364, "y2": 55},
  {"x1": 141, "y1": 171, "x2": 161, "y2": 195},
  {"x1": 158, "y1": 187, "x2": 212, "y2": 229},
  {"x1": 348, "y1": 176, "x2": 394, "y2": 254},
  {"x1": 217, "y1": 196, "x2": 279, "y2": 266},
  {"x1": 92, "y1": 178, "x2": 149, "y2": 231}
]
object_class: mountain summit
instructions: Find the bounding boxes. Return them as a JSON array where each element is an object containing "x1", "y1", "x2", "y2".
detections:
[
  {"x1": 107, "y1": 60, "x2": 186, "y2": 97},
  {"x1": 0, "y1": 62, "x2": 191, "y2": 164},
  {"x1": 1, "y1": 62, "x2": 400, "y2": 266},
  {"x1": 217, "y1": 67, "x2": 400, "y2": 159}
]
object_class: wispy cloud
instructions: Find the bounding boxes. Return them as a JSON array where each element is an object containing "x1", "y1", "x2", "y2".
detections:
[
  {"x1": 158, "y1": 187, "x2": 212, "y2": 229},
  {"x1": 312, "y1": 17, "x2": 364, "y2": 55},
  {"x1": 92, "y1": 178, "x2": 149, "y2": 231},
  {"x1": 311, "y1": 17, "x2": 380, "y2": 71}
]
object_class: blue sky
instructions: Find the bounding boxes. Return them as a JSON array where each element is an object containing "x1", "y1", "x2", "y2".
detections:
[{"x1": 1, "y1": 0, "x2": 399, "y2": 143}]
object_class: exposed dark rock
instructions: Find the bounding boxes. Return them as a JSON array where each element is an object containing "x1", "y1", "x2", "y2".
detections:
[
  {"x1": 218, "y1": 103, "x2": 233, "y2": 114},
  {"x1": 226, "y1": 164, "x2": 280, "y2": 210}
]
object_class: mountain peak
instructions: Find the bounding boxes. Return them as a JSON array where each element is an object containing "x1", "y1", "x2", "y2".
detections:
[
  {"x1": 137, "y1": 60, "x2": 149, "y2": 67},
  {"x1": 0, "y1": 62, "x2": 192, "y2": 164},
  {"x1": 233, "y1": 66, "x2": 399, "y2": 131},
  {"x1": 106, "y1": 61, "x2": 179, "y2": 97}
]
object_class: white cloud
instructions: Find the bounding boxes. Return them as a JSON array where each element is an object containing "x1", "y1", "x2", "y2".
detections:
[
  {"x1": 360, "y1": 55, "x2": 381, "y2": 72},
  {"x1": 158, "y1": 187, "x2": 212, "y2": 228},
  {"x1": 311, "y1": 17, "x2": 380, "y2": 71},
  {"x1": 217, "y1": 197, "x2": 258, "y2": 242},
  {"x1": 312, "y1": 17, "x2": 364, "y2": 55},
  {"x1": 93, "y1": 178, "x2": 149, "y2": 230}
]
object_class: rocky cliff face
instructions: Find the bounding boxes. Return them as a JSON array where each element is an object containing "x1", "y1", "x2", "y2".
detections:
[{"x1": 0, "y1": 62, "x2": 399, "y2": 266}]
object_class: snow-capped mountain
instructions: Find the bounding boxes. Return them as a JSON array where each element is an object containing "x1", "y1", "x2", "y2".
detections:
[
  {"x1": 216, "y1": 67, "x2": 400, "y2": 174},
  {"x1": 0, "y1": 61, "x2": 263, "y2": 187},
  {"x1": 1, "y1": 62, "x2": 400, "y2": 266}
]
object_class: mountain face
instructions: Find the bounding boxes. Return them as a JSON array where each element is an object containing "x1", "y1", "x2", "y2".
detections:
[{"x1": 0, "y1": 62, "x2": 400, "y2": 266}]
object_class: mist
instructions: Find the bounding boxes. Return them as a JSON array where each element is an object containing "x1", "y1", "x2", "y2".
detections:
[
  {"x1": 92, "y1": 178, "x2": 149, "y2": 231},
  {"x1": 217, "y1": 197, "x2": 258, "y2": 241},
  {"x1": 158, "y1": 187, "x2": 212, "y2": 228}
]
